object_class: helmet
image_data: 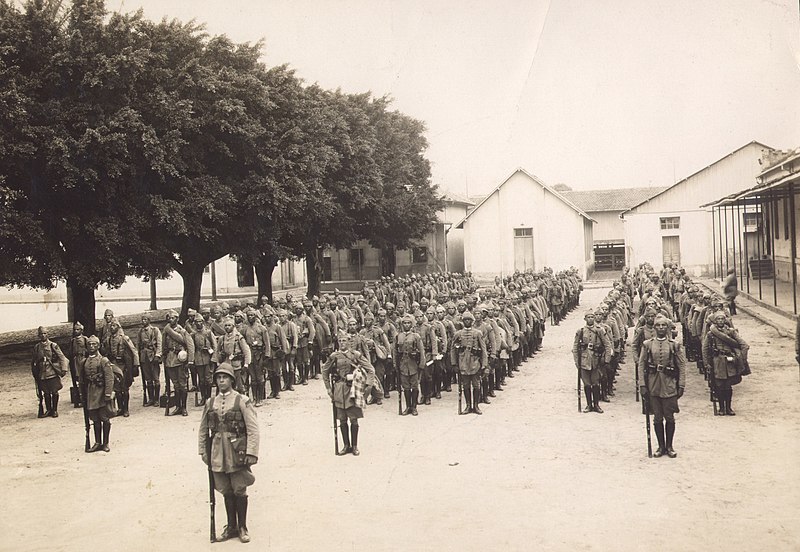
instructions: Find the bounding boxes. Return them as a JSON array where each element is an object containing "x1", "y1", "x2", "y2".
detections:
[
  {"x1": 177, "y1": 350, "x2": 188, "y2": 362},
  {"x1": 216, "y1": 363, "x2": 235, "y2": 379}
]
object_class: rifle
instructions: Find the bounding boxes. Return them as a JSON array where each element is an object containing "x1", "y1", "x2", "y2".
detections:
[
  {"x1": 35, "y1": 377, "x2": 44, "y2": 418},
  {"x1": 397, "y1": 359, "x2": 403, "y2": 416},
  {"x1": 709, "y1": 342, "x2": 719, "y2": 415},
  {"x1": 576, "y1": 338, "x2": 582, "y2": 413},
  {"x1": 164, "y1": 375, "x2": 171, "y2": 417},
  {"x1": 81, "y1": 384, "x2": 92, "y2": 452},
  {"x1": 642, "y1": 395, "x2": 653, "y2": 458},
  {"x1": 634, "y1": 360, "x2": 640, "y2": 403},
  {"x1": 206, "y1": 430, "x2": 216, "y2": 542},
  {"x1": 331, "y1": 375, "x2": 339, "y2": 455},
  {"x1": 457, "y1": 371, "x2": 463, "y2": 415}
]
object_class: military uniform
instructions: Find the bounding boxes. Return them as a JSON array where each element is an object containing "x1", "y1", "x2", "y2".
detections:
[
  {"x1": 241, "y1": 315, "x2": 270, "y2": 406},
  {"x1": 216, "y1": 324, "x2": 252, "y2": 395},
  {"x1": 451, "y1": 311, "x2": 488, "y2": 414},
  {"x1": 162, "y1": 314, "x2": 196, "y2": 416},
  {"x1": 191, "y1": 315, "x2": 218, "y2": 406},
  {"x1": 322, "y1": 347, "x2": 375, "y2": 455},
  {"x1": 702, "y1": 315, "x2": 749, "y2": 416},
  {"x1": 105, "y1": 325, "x2": 139, "y2": 417},
  {"x1": 78, "y1": 339, "x2": 115, "y2": 452},
  {"x1": 31, "y1": 333, "x2": 68, "y2": 417},
  {"x1": 572, "y1": 313, "x2": 613, "y2": 413},
  {"x1": 199, "y1": 364, "x2": 259, "y2": 543},
  {"x1": 138, "y1": 321, "x2": 163, "y2": 407},
  {"x1": 393, "y1": 316, "x2": 425, "y2": 416}
]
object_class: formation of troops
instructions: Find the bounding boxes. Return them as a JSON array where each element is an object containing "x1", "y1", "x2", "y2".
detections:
[{"x1": 28, "y1": 262, "x2": 759, "y2": 543}]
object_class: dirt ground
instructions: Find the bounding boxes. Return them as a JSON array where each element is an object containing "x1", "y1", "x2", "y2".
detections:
[{"x1": 1, "y1": 286, "x2": 798, "y2": 552}]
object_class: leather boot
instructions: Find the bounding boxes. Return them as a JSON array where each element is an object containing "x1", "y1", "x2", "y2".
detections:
[
  {"x1": 434, "y1": 374, "x2": 442, "y2": 399},
  {"x1": 494, "y1": 370, "x2": 503, "y2": 391},
  {"x1": 181, "y1": 390, "x2": 188, "y2": 416},
  {"x1": 592, "y1": 386, "x2": 603, "y2": 413},
  {"x1": 43, "y1": 393, "x2": 53, "y2": 417},
  {"x1": 87, "y1": 421, "x2": 103, "y2": 452},
  {"x1": 424, "y1": 381, "x2": 431, "y2": 405},
  {"x1": 170, "y1": 390, "x2": 182, "y2": 416},
  {"x1": 653, "y1": 421, "x2": 665, "y2": 457},
  {"x1": 50, "y1": 393, "x2": 59, "y2": 417},
  {"x1": 351, "y1": 423, "x2": 360, "y2": 456},
  {"x1": 665, "y1": 420, "x2": 677, "y2": 457},
  {"x1": 716, "y1": 388, "x2": 726, "y2": 415},
  {"x1": 152, "y1": 383, "x2": 160, "y2": 406},
  {"x1": 410, "y1": 390, "x2": 419, "y2": 416},
  {"x1": 142, "y1": 383, "x2": 149, "y2": 406},
  {"x1": 101, "y1": 421, "x2": 111, "y2": 452},
  {"x1": 383, "y1": 375, "x2": 391, "y2": 399},
  {"x1": 472, "y1": 387, "x2": 482, "y2": 415},
  {"x1": 221, "y1": 494, "x2": 238, "y2": 540},
  {"x1": 583, "y1": 385, "x2": 593, "y2": 413},
  {"x1": 725, "y1": 389, "x2": 735, "y2": 416},
  {"x1": 402, "y1": 390, "x2": 412, "y2": 416},
  {"x1": 281, "y1": 370, "x2": 289, "y2": 391},
  {"x1": 486, "y1": 376, "x2": 496, "y2": 397},
  {"x1": 337, "y1": 420, "x2": 352, "y2": 455},
  {"x1": 236, "y1": 496, "x2": 250, "y2": 543},
  {"x1": 272, "y1": 376, "x2": 281, "y2": 400},
  {"x1": 461, "y1": 386, "x2": 471, "y2": 414},
  {"x1": 122, "y1": 391, "x2": 130, "y2": 417}
]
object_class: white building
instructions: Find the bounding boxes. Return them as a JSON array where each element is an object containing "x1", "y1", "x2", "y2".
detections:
[
  {"x1": 456, "y1": 168, "x2": 596, "y2": 281},
  {"x1": 621, "y1": 141, "x2": 773, "y2": 276}
]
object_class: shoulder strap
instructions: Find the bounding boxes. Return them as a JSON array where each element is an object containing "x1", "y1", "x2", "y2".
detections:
[{"x1": 234, "y1": 393, "x2": 241, "y2": 411}]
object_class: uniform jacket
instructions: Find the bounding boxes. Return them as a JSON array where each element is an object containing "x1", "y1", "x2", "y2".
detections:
[
  {"x1": 702, "y1": 324, "x2": 749, "y2": 382},
  {"x1": 31, "y1": 340, "x2": 68, "y2": 381},
  {"x1": 294, "y1": 313, "x2": 316, "y2": 349},
  {"x1": 393, "y1": 331, "x2": 425, "y2": 375},
  {"x1": 572, "y1": 324, "x2": 613, "y2": 370},
  {"x1": 78, "y1": 354, "x2": 114, "y2": 410},
  {"x1": 198, "y1": 390, "x2": 259, "y2": 473},
  {"x1": 216, "y1": 330, "x2": 251, "y2": 369},
  {"x1": 138, "y1": 326, "x2": 162, "y2": 363},
  {"x1": 450, "y1": 327, "x2": 488, "y2": 375},
  {"x1": 191, "y1": 327, "x2": 218, "y2": 366},
  {"x1": 639, "y1": 337, "x2": 687, "y2": 398},
  {"x1": 265, "y1": 322, "x2": 290, "y2": 358},
  {"x1": 322, "y1": 349, "x2": 375, "y2": 410},
  {"x1": 162, "y1": 324, "x2": 195, "y2": 369}
]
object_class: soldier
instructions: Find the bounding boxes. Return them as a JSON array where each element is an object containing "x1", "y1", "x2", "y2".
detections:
[
  {"x1": 210, "y1": 306, "x2": 227, "y2": 336},
  {"x1": 377, "y1": 307, "x2": 397, "y2": 397},
  {"x1": 31, "y1": 327, "x2": 68, "y2": 418},
  {"x1": 279, "y1": 309, "x2": 299, "y2": 392},
  {"x1": 437, "y1": 305, "x2": 457, "y2": 392},
  {"x1": 414, "y1": 309, "x2": 438, "y2": 406},
  {"x1": 68, "y1": 322, "x2": 89, "y2": 408},
  {"x1": 572, "y1": 310, "x2": 612, "y2": 414},
  {"x1": 451, "y1": 310, "x2": 488, "y2": 414},
  {"x1": 702, "y1": 311, "x2": 749, "y2": 416},
  {"x1": 106, "y1": 319, "x2": 139, "y2": 417},
  {"x1": 639, "y1": 315, "x2": 687, "y2": 458},
  {"x1": 98, "y1": 308, "x2": 117, "y2": 357},
  {"x1": 322, "y1": 332, "x2": 376, "y2": 456},
  {"x1": 191, "y1": 314, "x2": 218, "y2": 406},
  {"x1": 138, "y1": 314, "x2": 162, "y2": 407},
  {"x1": 216, "y1": 317, "x2": 252, "y2": 396},
  {"x1": 78, "y1": 336, "x2": 115, "y2": 452},
  {"x1": 360, "y1": 312, "x2": 391, "y2": 406},
  {"x1": 426, "y1": 306, "x2": 448, "y2": 400},
  {"x1": 307, "y1": 300, "x2": 331, "y2": 380},
  {"x1": 294, "y1": 303, "x2": 316, "y2": 385},
  {"x1": 199, "y1": 364, "x2": 259, "y2": 543},
  {"x1": 241, "y1": 309, "x2": 269, "y2": 406},
  {"x1": 393, "y1": 314, "x2": 425, "y2": 416},
  {"x1": 162, "y1": 310, "x2": 195, "y2": 417},
  {"x1": 264, "y1": 312, "x2": 289, "y2": 399}
]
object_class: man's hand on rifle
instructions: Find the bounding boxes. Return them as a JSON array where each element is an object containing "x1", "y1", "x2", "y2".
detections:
[
  {"x1": 244, "y1": 454, "x2": 258, "y2": 466},
  {"x1": 677, "y1": 386, "x2": 685, "y2": 399}
]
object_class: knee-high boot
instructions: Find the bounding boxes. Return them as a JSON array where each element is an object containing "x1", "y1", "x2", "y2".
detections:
[
  {"x1": 236, "y1": 496, "x2": 250, "y2": 543},
  {"x1": 50, "y1": 393, "x2": 59, "y2": 417},
  {"x1": 221, "y1": 494, "x2": 238, "y2": 540},
  {"x1": 402, "y1": 390, "x2": 412, "y2": 415},
  {"x1": 101, "y1": 421, "x2": 111, "y2": 452},
  {"x1": 724, "y1": 389, "x2": 735, "y2": 415},
  {"x1": 410, "y1": 389, "x2": 419, "y2": 416},
  {"x1": 665, "y1": 420, "x2": 677, "y2": 457},
  {"x1": 472, "y1": 386, "x2": 482, "y2": 415},
  {"x1": 653, "y1": 420, "x2": 665, "y2": 457},
  {"x1": 461, "y1": 386, "x2": 471, "y2": 414},
  {"x1": 337, "y1": 419, "x2": 352, "y2": 454},
  {"x1": 153, "y1": 383, "x2": 161, "y2": 406},
  {"x1": 143, "y1": 383, "x2": 149, "y2": 406},
  {"x1": 88, "y1": 419, "x2": 102, "y2": 452},
  {"x1": 583, "y1": 385, "x2": 593, "y2": 413},
  {"x1": 350, "y1": 422, "x2": 360, "y2": 456},
  {"x1": 592, "y1": 386, "x2": 603, "y2": 413}
]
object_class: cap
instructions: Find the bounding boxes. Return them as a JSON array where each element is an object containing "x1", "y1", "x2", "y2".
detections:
[{"x1": 216, "y1": 363, "x2": 235, "y2": 379}]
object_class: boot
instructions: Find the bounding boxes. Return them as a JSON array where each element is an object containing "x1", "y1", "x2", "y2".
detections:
[
  {"x1": 271, "y1": 376, "x2": 281, "y2": 400},
  {"x1": 665, "y1": 420, "x2": 677, "y2": 457},
  {"x1": 716, "y1": 388, "x2": 726, "y2": 415},
  {"x1": 220, "y1": 494, "x2": 238, "y2": 540},
  {"x1": 143, "y1": 383, "x2": 149, "y2": 406},
  {"x1": 410, "y1": 389, "x2": 419, "y2": 416},
  {"x1": 236, "y1": 496, "x2": 250, "y2": 543},
  {"x1": 351, "y1": 423, "x2": 360, "y2": 456},
  {"x1": 170, "y1": 390, "x2": 182, "y2": 416},
  {"x1": 50, "y1": 393, "x2": 59, "y2": 417},
  {"x1": 287, "y1": 370, "x2": 295, "y2": 392},
  {"x1": 583, "y1": 385, "x2": 593, "y2": 413},
  {"x1": 725, "y1": 389, "x2": 735, "y2": 416},
  {"x1": 494, "y1": 370, "x2": 503, "y2": 391},
  {"x1": 337, "y1": 420, "x2": 352, "y2": 455},
  {"x1": 434, "y1": 375, "x2": 442, "y2": 399},
  {"x1": 424, "y1": 381, "x2": 431, "y2": 405},
  {"x1": 653, "y1": 421, "x2": 665, "y2": 458},
  {"x1": 122, "y1": 391, "x2": 130, "y2": 417},
  {"x1": 43, "y1": 393, "x2": 53, "y2": 417},
  {"x1": 179, "y1": 390, "x2": 188, "y2": 416},
  {"x1": 101, "y1": 421, "x2": 111, "y2": 452},
  {"x1": 151, "y1": 383, "x2": 160, "y2": 407},
  {"x1": 486, "y1": 376, "x2": 496, "y2": 398},
  {"x1": 383, "y1": 375, "x2": 391, "y2": 399},
  {"x1": 402, "y1": 390, "x2": 412, "y2": 416},
  {"x1": 281, "y1": 370, "x2": 289, "y2": 392},
  {"x1": 461, "y1": 387, "x2": 471, "y2": 414},
  {"x1": 472, "y1": 387, "x2": 482, "y2": 415},
  {"x1": 480, "y1": 379, "x2": 491, "y2": 404},
  {"x1": 87, "y1": 421, "x2": 103, "y2": 453},
  {"x1": 592, "y1": 386, "x2": 603, "y2": 413},
  {"x1": 443, "y1": 371, "x2": 452, "y2": 392}
]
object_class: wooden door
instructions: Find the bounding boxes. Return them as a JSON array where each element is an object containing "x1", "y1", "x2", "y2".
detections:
[
  {"x1": 514, "y1": 228, "x2": 534, "y2": 272},
  {"x1": 662, "y1": 236, "x2": 680, "y2": 265}
]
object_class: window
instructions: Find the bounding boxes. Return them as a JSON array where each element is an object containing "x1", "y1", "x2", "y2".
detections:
[
  {"x1": 348, "y1": 248, "x2": 363, "y2": 266},
  {"x1": 411, "y1": 246, "x2": 428, "y2": 264},
  {"x1": 204, "y1": 263, "x2": 211, "y2": 274},
  {"x1": 514, "y1": 227, "x2": 533, "y2": 237},
  {"x1": 659, "y1": 217, "x2": 680, "y2": 230},
  {"x1": 783, "y1": 198, "x2": 790, "y2": 240},
  {"x1": 743, "y1": 212, "x2": 760, "y2": 232}
]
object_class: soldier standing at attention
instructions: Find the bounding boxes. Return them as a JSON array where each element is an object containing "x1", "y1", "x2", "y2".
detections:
[
  {"x1": 106, "y1": 319, "x2": 139, "y2": 417},
  {"x1": 199, "y1": 363, "x2": 259, "y2": 543},
  {"x1": 702, "y1": 311, "x2": 749, "y2": 416},
  {"x1": 69, "y1": 322, "x2": 89, "y2": 408},
  {"x1": 216, "y1": 317, "x2": 252, "y2": 396},
  {"x1": 639, "y1": 315, "x2": 687, "y2": 458},
  {"x1": 264, "y1": 312, "x2": 290, "y2": 399},
  {"x1": 138, "y1": 314, "x2": 163, "y2": 407},
  {"x1": 78, "y1": 336, "x2": 114, "y2": 452},
  {"x1": 242, "y1": 309, "x2": 269, "y2": 406},
  {"x1": 191, "y1": 314, "x2": 218, "y2": 407},
  {"x1": 572, "y1": 310, "x2": 612, "y2": 414},
  {"x1": 393, "y1": 314, "x2": 425, "y2": 416},
  {"x1": 451, "y1": 311, "x2": 488, "y2": 415},
  {"x1": 162, "y1": 310, "x2": 195, "y2": 417},
  {"x1": 31, "y1": 327, "x2": 69, "y2": 418},
  {"x1": 322, "y1": 333, "x2": 376, "y2": 456},
  {"x1": 294, "y1": 303, "x2": 316, "y2": 385}
]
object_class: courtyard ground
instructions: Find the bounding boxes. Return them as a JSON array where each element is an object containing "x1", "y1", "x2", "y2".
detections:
[{"x1": 1, "y1": 286, "x2": 798, "y2": 551}]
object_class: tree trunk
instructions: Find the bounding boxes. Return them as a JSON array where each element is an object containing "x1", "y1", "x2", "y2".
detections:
[
  {"x1": 178, "y1": 263, "x2": 204, "y2": 324},
  {"x1": 67, "y1": 278, "x2": 97, "y2": 336},
  {"x1": 255, "y1": 253, "x2": 278, "y2": 305},
  {"x1": 305, "y1": 244, "x2": 323, "y2": 299},
  {"x1": 149, "y1": 277, "x2": 157, "y2": 311}
]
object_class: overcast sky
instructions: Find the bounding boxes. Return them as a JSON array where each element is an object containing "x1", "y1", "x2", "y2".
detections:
[{"x1": 107, "y1": 0, "x2": 800, "y2": 197}]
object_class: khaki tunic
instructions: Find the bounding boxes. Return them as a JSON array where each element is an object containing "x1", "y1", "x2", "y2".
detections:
[
  {"x1": 198, "y1": 391, "x2": 259, "y2": 473},
  {"x1": 639, "y1": 338, "x2": 687, "y2": 398},
  {"x1": 78, "y1": 354, "x2": 115, "y2": 410}
]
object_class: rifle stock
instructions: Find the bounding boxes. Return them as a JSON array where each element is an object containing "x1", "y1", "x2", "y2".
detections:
[
  {"x1": 458, "y1": 372, "x2": 463, "y2": 415},
  {"x1": 643, "y1": 371, "x2": 652, "y2": 458},
  {"x1": 207, "y1": 432, "x2": 216, "y2": 542},
  {"x1": 81, "y1": 384, "x2": 91, "y2": 452},
  {"x1": 397, "y1": 361, "x2": 402, "y2": 415},
  {"x1": 634, "y1": 361, "x2": 640, "y2": 402},
  {"x1": 164, "y1": 375, "x2": 171, "y2": 417}
]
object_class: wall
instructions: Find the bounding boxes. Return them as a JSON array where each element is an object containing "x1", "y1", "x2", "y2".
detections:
[
  {"x1": 590, "y1": 210, "x2": 624, "y2": 242},
  {"x1": 464, "y1": 171, "x2": 591, "y2": 280}
]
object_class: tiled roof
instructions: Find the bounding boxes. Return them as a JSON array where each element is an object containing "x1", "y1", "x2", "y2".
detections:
[
  {"x1": 560, "y1": 187, "x2": 668, "y2": 212},
  {"x1": 441, "y1": 191, "x2": 475, "y2": 205}
]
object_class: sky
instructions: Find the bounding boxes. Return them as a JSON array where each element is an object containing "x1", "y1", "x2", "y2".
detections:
[{"x1": 105, "y1": 0, "x2": 800, "y2": 197}]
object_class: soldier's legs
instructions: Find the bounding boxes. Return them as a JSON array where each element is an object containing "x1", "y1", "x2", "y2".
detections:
[
  {"x1": 432, "y1": 360, "x2": 442, "y2": 399},
  {"x1": 470, "y1": 375, "x2": 483, "y2": 414},
  {"x1": 336, "y1": 408, "x2": 352, "y2": 453},
  {"x1": 651, "y1": 396, "x2": 666, "y2": 456},
  {"x1": 284, "y1": 354, "x2": 296, "y2": 391},
  {"x1": 420, "y1": 364, "x2": 433, "y2": 405},
  {"x1": 87, "y1": 409, "x2": 103, "y2": 452},
  {"x1": 168, "y1": 365, "x2": 189, "y2": 416},
  {"x1": 580, "y1": 368, "x2": 594, "y2": 412},
  {"x1": 189, "y1": 364, "x2": 198, "y2": 392},
  {"x1": 267, "y1": 359, "x2": 281, "y2": 399}
]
